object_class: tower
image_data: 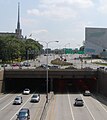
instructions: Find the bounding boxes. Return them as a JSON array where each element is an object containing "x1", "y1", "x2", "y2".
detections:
[{"x1": 15, "y1": 2, "x2": 22, "y2": 39}]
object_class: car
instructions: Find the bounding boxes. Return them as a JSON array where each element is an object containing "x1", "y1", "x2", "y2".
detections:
[
  {"x1": 83, "y1": 90, "x2": 91, "y2": 96},
  {"x1": 40, "y1": 64, "x2": 50, "y2": 69},
  {"x1": 16, "y1": 108, "x2": 30, "y2": 120},
  {"x1": 13, "y1": 96, "x2": 23, "y2": 105},
  {"x1": 1, "y1": 64, "x2": 7, "y2": 67},
  {"x1": 74, "y1": 97, "x2": 84, "y2": 106},
  {"x1": 23, "y1": 88, "x2": 30, "y2": 95},
  {"x1": 23, "y1": 62, "x2": 31, "y2": 67},
  {"x1": 30, "y1": 94, "x2": 40, "y2": 103}
]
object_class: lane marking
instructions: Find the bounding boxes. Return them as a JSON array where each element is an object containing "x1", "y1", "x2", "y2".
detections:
[
  {"x1": 0, "y1": 94, "x2": 10, "y2": 101},
  {"x1": 10, "y1": 94, "x2": 32, "y2": 120},
  {"x1": 80, "y1": 94, "x2": 95, "y2": 120},
  {"x1": 68, "y1": 94, "x2": 75, "y2": 120},
  {"x1": 0, "y1": 94, "x2": 21, "y2": 111},
  {"x1": 0, "y1": 92, "x2": 15, "y2": 101},
  {"x1": 93, "y1": 95, "x2": 107, "y2": 113}
]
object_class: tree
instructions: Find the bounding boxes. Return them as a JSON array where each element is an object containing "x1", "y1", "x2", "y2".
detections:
[{"x1": 0, "y1": 36, "x2": 43, "y2": 63}]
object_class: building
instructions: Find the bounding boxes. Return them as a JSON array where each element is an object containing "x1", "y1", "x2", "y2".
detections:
[
  {"x1": 0, "y1": 2, "x2": 22, "y2": 39},
  {"x1": 84, "y1": 27, "x2": 107, "y2": 58}
]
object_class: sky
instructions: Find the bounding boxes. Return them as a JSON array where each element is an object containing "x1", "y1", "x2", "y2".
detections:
[{"x1": 0, "y1": 0, "x2": 107, "y2": 49}]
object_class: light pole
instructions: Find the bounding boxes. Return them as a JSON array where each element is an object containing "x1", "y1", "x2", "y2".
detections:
[{"x1": 39, "y1": 40, "x2": 59, "y2": 103}]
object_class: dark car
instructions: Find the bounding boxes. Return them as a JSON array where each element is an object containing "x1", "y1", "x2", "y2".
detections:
[
  {"x1": 23, "y1": 62, "x2": 30, "y2": 67},
  {"x1": 74, "y1": 97, "x2": 84, "y2": 106},
  {"x1": 16, "y1": 108, "x2": 30, "y2": 120}
]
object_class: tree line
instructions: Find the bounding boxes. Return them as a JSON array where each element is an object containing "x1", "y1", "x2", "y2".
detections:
[{"x1": 0, "y1": 35, "x2": 43, "y2": 63}]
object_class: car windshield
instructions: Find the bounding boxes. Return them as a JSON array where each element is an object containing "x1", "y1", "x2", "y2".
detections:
[
  {"x1": 32, "y1": 95, "x2": 38, "y2": 98},
  {"x1": 15, "y1": 98, "x2": 20, "y2": 100},
  {"x1": 25, "y1": 89, "x2": 29, "y2": 91},
  {"x1": 19, "y1": 112, "x2": 28, "y2": 117},
  {"x1": 77, "y1": 99, "x2": 82, "y2": 101}
]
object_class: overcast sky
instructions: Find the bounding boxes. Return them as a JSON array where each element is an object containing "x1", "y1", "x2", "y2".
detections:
[{"x1": 0, "y1": 0, "x2": 107, "y2": 49}]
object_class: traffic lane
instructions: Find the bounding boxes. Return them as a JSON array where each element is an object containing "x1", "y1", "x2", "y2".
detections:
[
  {"x1": 46, "y1": 93, "x2": 94, "y2": 120},
  {"x1": 0, "y1": 93, "x2": 32, "y2": 120},
  {"x1": 11, "y1": 94, "x2": 46, "y2": 120},
  {"x1": 69, "y1": 94, "x2": 93, "y2": 120},
  {"x1": 0, "y1": 93, "x2": 21, "y2": 111},
  {"x1": 47, "y1": 94, "x2": 74, "y2": 120},
  {"x1": 24, "y1": 94, "x2": 46, "y2": 120},
  {"x1": 94, "y1": 94, "x2": 107, "y2": 111},
  {"x1": 82, "y1": 95, "x2": 107, "y2": 120}
]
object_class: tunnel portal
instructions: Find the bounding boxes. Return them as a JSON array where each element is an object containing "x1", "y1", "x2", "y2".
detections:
[{"x1": 4, "y1": 77, "x2": 97, "y2": 94}]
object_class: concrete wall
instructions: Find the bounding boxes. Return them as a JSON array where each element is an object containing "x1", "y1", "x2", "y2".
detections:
[
  {"x1": 97, "y1": 70, "x2": 107, "y2": 97},
  {"x1": 0, "y1": 70, "x2": 4, "y2": 93}
]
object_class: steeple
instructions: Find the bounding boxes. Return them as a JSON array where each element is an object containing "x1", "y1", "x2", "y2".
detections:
[
  {"x1": 15, "y1": 2, "x2": 22, "y2": 39},
  {"x1": 17, "y1": 2, "x2": 20, "y2": 30}
]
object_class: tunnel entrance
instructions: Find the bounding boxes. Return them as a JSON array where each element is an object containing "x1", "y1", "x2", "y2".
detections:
[
  {"x1": 53, "y1": 78, "x2": 97, "y2": 94},
  {"x1": 4, "y1": 77, "x2": 97, "y2": 94},
  {"x1": 4, "y1": 78, "x2": 46, "y2": 93}
]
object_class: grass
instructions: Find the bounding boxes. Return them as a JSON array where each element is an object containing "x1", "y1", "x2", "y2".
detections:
[
  {"x1": 51, "y1": 58, "x2": 73, "y2": 66},
  {"x1": 93, "y1": 62, "x2": 107, "y2": 66}
]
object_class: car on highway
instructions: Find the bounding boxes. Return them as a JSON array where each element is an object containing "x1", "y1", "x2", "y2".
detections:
[
  {"x1": 23, "y1": 88, "x2": 30, "y2": 95},
  {"x1": 30, "y1": 94, "x2": 40, "y2": 103},
  {"x1": 83, "y1": 90, "x2": 91, "y2": 96},
  {"x1": 13, "y1": 96, "x2": 23, "y2": 105},
  {"x1": 74, "y1": 97, "x2": 84, "y2": 106},
  {"x1": 23, "y1": 62, "x2": 31, "y2": 67},
  {"x1": 16, "y1": 108, "x2": 30, "y2": 120}
]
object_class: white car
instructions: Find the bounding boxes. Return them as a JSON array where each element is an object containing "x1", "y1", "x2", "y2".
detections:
[
  {"x1": 83, "y1": 90, "x2": 91, "y2": 96},
  {"x1": 23, "y1": 88, "x2": 30, "y2": 95},
  {"x1": 30, "y1": 94, "x2": 40, "y2": 102}
]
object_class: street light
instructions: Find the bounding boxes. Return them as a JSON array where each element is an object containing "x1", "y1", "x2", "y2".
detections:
[{"x1": 39, "y1": 40, "x2": 59, "y2": 103}]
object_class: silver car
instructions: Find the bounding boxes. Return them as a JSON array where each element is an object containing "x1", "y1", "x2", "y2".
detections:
[
  {"x1": 13, "y1": 96, "x2": 23, "y2": 105},
  {"x1": 74, "y1": 97, "x2": 84, "y2": 106},
  {"x1": 30, "y1": 94, "x2": 40, "y2": 103}
]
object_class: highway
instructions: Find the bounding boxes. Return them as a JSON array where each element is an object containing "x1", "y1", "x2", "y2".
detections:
[
  {"x1": 0, "y1": 92, "x2": 107, "y2": 120},
  {"x1": 0, "y1": 93, "x2": 46, "y2": 120},
  {"x1": 1, "y1": 54, "x2": 107, "y2": 120},
  {"x1": 46, "y1": 93, "x2": 107, "y2": 120}
]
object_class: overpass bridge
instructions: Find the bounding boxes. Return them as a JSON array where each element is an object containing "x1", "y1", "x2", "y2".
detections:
[
  {"x1": 4, "y1": 69, "x2": 97, "y2": 79},
  {"x1": 1, "y1": 68, "x2": 107, "y2": 97},
  {"x1": 2, "y1": 69, "x2": 97, "y2": 93}
]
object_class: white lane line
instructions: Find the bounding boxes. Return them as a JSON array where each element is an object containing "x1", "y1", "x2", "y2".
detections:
[
  {"x1": 80, "y1": 94, "x2": 96, "y2": 120},
  {"x1": 0, "y1": 94, "x2": 10, "y2": 101},
  {"x1": 68, "y1": 94, "x2": 75, "y2": 120},
  {"x1": 10, "y1": 94, "x2": 32, "y2": 120},
  {"x1": 93, "y1": 96, "x2": 107, "y2": 113},
  {"x1": 0, "y1": 94, "x2": 21, "y2": 111}
]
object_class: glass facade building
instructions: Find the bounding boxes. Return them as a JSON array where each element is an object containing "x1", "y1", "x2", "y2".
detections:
[{"x1": 84, "y1": 27, "x2": 107, "y2": 57}]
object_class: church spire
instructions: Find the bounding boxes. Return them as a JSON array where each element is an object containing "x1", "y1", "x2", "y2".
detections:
[
  {"x1": 17, "y1": 2, "x2": 20, "y2": 30},
  {"x1": 15, "y1": 2, "x2": 22, "y2": 39}
]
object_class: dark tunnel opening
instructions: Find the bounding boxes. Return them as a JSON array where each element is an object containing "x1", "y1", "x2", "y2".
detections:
[{"x1": 4, "y1": 77, "x2": 97, "y2": 94}]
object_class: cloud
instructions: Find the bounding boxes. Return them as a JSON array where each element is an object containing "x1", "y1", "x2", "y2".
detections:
[
  {"x1": 40, "y1": 0, "x2": 94, "y2": 8},
  {"x1": 27, "y1": 7, "x2": 76, "y2": 20},
  {"x1": 22, "y1": 18, "x2": 36, "y2": 26},
  {"x1": 27, "y1": 0, "x2": 94, "y2": 20},
  {"x1": 32, "y1": 29, "x2": 48, "y2": 34}
]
